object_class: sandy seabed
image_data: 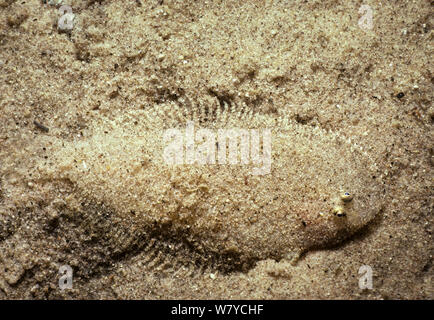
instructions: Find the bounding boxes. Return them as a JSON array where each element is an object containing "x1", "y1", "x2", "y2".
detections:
[{"x1": 0, "y1": 0, "x2": 432, "y2": 299}]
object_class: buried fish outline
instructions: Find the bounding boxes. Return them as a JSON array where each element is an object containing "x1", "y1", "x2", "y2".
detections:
[{"x1": 37, "y1": 101, "x2": 384, "y2": 268}]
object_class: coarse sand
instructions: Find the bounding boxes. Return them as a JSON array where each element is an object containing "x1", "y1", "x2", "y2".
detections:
[{"x1": 0, "y1": 0, "x2": 432, "y2": 299}]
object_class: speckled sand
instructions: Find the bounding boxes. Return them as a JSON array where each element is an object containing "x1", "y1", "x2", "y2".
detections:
[{"x1": 0, "y1": 0, "x2": 432, "y2": 299}]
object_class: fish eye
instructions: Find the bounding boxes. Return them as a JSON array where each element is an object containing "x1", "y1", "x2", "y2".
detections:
[
  {"x1": 341, "y1": 192, "x2": 353, "y2": 202},
  {"x1": 332, "y1": 206, "x2": 346, "y2": 218}
]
